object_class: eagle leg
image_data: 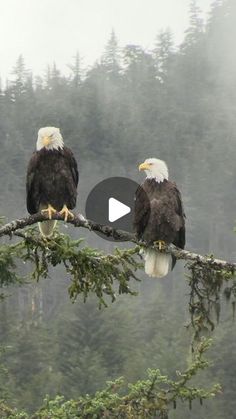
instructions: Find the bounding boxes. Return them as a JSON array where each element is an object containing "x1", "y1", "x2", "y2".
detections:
[
  {"x1": 59, "y1": 205, "x2": 74, "y2": 222},
  {"x1": 41, "y1": 204, "x2": 57, "y2": 220},
  {"x1": 154, "y1": 240, "x2": 167, "y2": 251}
]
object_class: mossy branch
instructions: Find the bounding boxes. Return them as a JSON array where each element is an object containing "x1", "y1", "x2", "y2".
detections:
[
  {"x1": 0, "y1": 226, "x2": 143, "y2": 306},
  {"x1": 0, "y1": 212, "x2": 235, "y2": 271},
  {"x1": 0, "y1": 213, "x2": 235, "y2": 331}
]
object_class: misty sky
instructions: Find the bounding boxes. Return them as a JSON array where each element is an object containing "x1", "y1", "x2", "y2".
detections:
[{"x1": 0, "y1": 0, "x2": 212, "y2": 81}]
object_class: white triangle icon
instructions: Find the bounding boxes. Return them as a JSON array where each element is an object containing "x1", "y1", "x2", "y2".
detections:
[{"x1": 108, "y1": 197, "x2": 131, "y2": 222}]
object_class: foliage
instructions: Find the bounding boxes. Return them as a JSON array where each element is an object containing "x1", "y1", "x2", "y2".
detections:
[
  {"x1": 2, "y1": 226, "x2": 235, "y2": 323},
  {"x1": 0, "y1": 222, "x2": 232, "y2": 417},
  {"x1": 0, "y1": 229, "x2": 142, "y2": 306},
  {"x1": 0, "y1": 346, "x2": 10, "y2": 401},
  {"x1": 0, "y1": 339, "x2": 220, "y2": 419},
  {"x1": 186, "y1": 258, "x2": 235, "y2": 342},
  {"x1": 0, "y1": 242, "x2": 25, "y2": 288}
]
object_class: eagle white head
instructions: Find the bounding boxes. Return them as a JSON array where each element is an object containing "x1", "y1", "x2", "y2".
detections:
[
  {"x1": 139, "y1": 158, "x2": 169, "y2": 183},
  {"x1": 36, "y1": 126, "x2": 64, "y2": 151}
]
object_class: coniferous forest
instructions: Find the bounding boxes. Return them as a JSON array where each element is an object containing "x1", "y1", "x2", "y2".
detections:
[{"x1": 0, "y1": 0, "x2": 236, "y2": 417}]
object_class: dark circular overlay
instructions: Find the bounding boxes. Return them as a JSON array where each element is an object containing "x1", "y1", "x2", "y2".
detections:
[{"x1": 85, "y1": 177, "x2": 142, "y2": 241}]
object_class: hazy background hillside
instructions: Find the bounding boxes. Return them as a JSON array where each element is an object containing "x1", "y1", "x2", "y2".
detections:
[{"x1": 0, "y1": 1, "x2": 236, "y2": 417}]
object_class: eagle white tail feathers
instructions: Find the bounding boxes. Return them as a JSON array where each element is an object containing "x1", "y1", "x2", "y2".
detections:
[
  {"x1": 38, "y1": 220, "x2": 57, "y2": 238},
  {"x1": 144, "y1": 249, "x2": 171, "y2": 278}
]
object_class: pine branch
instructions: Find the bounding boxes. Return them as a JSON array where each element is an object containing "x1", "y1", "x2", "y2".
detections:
[
  {"x1": 2, "y1": 214, "x2": 233, "y2": 334},
  {"x1": 1, "y1": 338, "x2": 221, "y2": 419},
  {"x1": 0, "y1": 212, "x2": 235, "y2": 272},
  {"x1": 0, "y1": 214, "x2": 235, "y2": 344}
]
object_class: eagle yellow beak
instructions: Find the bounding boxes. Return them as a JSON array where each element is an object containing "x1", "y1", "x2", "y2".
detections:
[
  {"x1": 42, "y1": 136, "x2": 51, "y2": 147},
  {"x1": 139, "y1": 162, "x2": 151, "y2": 171}
]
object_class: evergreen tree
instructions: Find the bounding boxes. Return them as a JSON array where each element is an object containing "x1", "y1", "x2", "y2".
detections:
[
  {"x1": 153, "y1": 28, "x2": 175, "y2": 81},
  {"x1": 102, "y1": 30, "x2": 121, "y2": 79},
  {"x1": 10, "y1": 55, "x2": 29, "y2": 99},
  {"x1": 69, "y1": 51, "x2": 82, "y2": 88},
  {"x1": 182, "y1": 0, "x2": 204, "y2": 50}
]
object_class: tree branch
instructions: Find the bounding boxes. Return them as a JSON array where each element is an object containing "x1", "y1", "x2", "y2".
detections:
[{"x1": 0, "y1": 212, "x2": 235, "y2": 272}]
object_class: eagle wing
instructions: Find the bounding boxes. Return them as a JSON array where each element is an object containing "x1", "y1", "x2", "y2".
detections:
[
  {"x1": 26, "y1": 152, "x2": 40, "y2": 214},
  {"x1": 133, "y1": 184, "x2": 150, "y2": 239},
  {"x1": 64, "y1": 147, "x2": 79, "y2": 187},
  {"x1": 171, "y1": 183, "x2": 185, "y2": 249}
]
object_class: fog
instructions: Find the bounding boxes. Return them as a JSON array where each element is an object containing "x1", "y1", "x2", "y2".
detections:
[{"x1": 0, "y1": 0, "x2": 212, "y2": 80}]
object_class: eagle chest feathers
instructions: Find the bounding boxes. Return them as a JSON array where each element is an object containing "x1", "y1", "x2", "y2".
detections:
[{"x1": 26, "y1": 147, "x2": 78, "y2": 214}]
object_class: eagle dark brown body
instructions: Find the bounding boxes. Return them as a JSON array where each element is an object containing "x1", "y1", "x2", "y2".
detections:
[
  {"x1": 134, "y1": 179, "x2": 185, "y2": 246},
  {"x1": 26, "y1": 147, "x2": 78, "y2": 214},
  {"x1": 134, "y1": 178, "x2": 185, "y2": 270}
]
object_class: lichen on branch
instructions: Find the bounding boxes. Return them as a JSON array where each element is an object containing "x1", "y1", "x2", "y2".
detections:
[
  {"x1": 0, "y1": 227, "x2": 142, "y2": 306},
  {"x1": 0, "y1": 213, "x2": 235, "y2": 329},
  {"x1": 0, "y1": 212, "x2": 235, "y2": 272}
]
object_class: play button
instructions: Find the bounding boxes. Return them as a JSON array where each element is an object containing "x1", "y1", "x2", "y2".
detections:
[
  {"x1": 108, "y1": 198, "x2": 131, "y2": 222},
  {"x1": 85, "y1": 176, "x2": 148, "y2": 241}
]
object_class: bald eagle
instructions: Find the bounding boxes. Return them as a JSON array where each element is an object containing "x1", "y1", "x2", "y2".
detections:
[
  {"x1": 134, "y1": 158, "x2": 185, "y2": 278},
  {"x1": 26, "y1": 127, "x2": 78, "y2": 237}
]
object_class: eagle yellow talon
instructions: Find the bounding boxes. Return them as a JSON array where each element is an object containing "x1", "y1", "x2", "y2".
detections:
[
  {"x1": 59, "y1": 205, "x2": 74, "y2": 222},
  {"x1": 154, "y1": 240, "x2": 166, "y2": 251},
  {"x1": 41, "y1": 204, "x2": 57, "y2": 220}
]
